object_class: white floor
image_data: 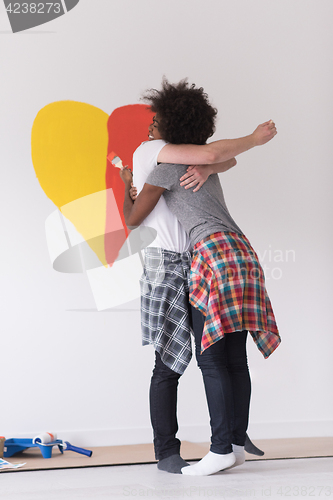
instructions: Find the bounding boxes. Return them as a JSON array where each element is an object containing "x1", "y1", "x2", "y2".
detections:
[{"x1": 0, "y1": 458, "x2": 332, "y2": 500}]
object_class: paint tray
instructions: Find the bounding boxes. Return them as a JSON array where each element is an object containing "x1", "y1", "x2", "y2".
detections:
[{"x1": 4, "y1": 438, "x2": 61, "y2": 459}]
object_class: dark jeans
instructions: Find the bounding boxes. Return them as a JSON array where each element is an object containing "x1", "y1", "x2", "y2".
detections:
[
  {"x1": 191, "y1": 305, "x2": 251, "y2": 454},
  {"x1": 149, "y1": 351, "x2": 182, "y2": 460},
  {"x1": 149, "y1": 306, "x2": 251, "y2": 459}
]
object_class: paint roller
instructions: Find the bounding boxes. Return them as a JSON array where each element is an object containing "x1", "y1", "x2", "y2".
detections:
[
  {"x1": 33, "y1": 432, "x2": 92, "y2": 457},
  {"x1": 58, "y1": 440, "x2": 92, "y2": 457},
  {"x1": 33, "y1": 432, "x2": 57, "y2": 444}
]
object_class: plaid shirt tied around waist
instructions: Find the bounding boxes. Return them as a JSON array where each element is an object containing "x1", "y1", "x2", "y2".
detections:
[
  {"x1": 190, "y1": 232, "x2": 281, "y2": 358},
  {"x1": 140, "y1": 247, "x2": 193, "y2": 375}
]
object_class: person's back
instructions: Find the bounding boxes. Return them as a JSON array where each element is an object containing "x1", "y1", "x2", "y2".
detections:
[
  {"x1": 120, "y1": 77, "x2": 279, "y2": 475},
  {"x1": 146, "y1": 162, "x2": 242, "y2": 246}
]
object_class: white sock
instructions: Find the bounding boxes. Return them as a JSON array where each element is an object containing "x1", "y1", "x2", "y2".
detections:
[
  {"x1": 181, "y1": 451, "x2": 236, "y2": 476},
  {"x1": 228, "y1": 444, "x2": 245, "y2": 468}
]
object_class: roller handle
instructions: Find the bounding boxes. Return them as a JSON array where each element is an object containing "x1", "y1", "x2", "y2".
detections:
[{"x1": 64, "y1": 441, "x2": 92, "y2": 457}]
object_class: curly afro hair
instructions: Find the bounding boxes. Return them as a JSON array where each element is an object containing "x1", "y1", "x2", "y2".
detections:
[{"x1": 142, "y1": 78, "x2": 217, "y2": 145}]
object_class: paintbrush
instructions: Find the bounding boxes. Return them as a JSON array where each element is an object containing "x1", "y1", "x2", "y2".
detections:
[{"x1": 107, "y1": 151, "x2": 124, "y2": 169}]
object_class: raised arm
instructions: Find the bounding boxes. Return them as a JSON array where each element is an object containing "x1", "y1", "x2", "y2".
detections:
[
  {"x1": 120, "y1": 168, "x2": 165, "y2": 228},
  {"x1": 157, "y1": 120, "x2": 276, "y2": 164}
]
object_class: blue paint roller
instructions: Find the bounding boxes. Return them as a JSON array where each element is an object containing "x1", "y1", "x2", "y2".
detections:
[{"x1": 33, "y1": 432, "x2": 92, "y2": 457}]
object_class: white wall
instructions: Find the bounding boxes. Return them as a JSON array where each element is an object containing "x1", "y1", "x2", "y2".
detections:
[{"x1": 1, "y1": 0, "x2": 332, "y2": 447}]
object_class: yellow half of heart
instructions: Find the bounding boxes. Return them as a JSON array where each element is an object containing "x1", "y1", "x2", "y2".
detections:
[{"x1": 31, "y1": 101, "x2": 110, "y2": 266}]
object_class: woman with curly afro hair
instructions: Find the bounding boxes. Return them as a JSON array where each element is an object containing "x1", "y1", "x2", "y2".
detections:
[
  {"x1": 142, "y1": 78, "x2": 217, "y2": 145},
  {"x1": 120, "y1": 78, "x2": 280, "y2": 476}
]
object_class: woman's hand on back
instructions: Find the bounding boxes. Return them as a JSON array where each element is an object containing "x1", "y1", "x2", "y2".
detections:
[
  {"x1": 179, "y1": 165, "x2": 211, "y2": 192},
  {"x1": 179, "y1": 157, "x2": 237, "y2": 192}
]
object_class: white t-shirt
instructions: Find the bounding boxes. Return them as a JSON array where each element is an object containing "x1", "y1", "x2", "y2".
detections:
[{"x1": 133, "y1": 140, "x2": 191, "y2": 252}]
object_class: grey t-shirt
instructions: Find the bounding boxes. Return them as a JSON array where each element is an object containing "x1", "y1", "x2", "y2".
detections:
[{"x1": 146, "y1": 163, "x2": 243, "y2": 246}]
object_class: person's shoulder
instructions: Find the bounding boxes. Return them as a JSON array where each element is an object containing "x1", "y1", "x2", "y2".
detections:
[
  {"x1": 156, "y1": 162, "x2": 184, "y2": 170},
  {"x1": 133, "y1": 141, "x2": 147, "y2": 157},
  {"x1": 156, "y1": 163, "x2": 187, "y2": 174},
  {"x1": 135, "y1": 139, "x2": 167, "y2": 156},
  {"x1": 147, "y1": 162, "x2": 179, "y2": 190},
  {"x1": 151, "y1": 163, "x2": 185, "y2": 184}
]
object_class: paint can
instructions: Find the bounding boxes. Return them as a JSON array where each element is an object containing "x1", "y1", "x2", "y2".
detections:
[{"x1": 0, "y1": 436, "x2": 5, "y2": 458}]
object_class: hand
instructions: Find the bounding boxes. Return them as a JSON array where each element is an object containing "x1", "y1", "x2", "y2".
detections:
[
  {"x1": 119, "y1": 166, "x2": 133, "y2": 185},
  {"x1": 252, "y1": 120, "x2": 277, "y2": 146},
  {"x1": 179, "y1": 165, "x2": 211, "y2": 192},
  {"x1": 129, "y1": 183, "x2": 137, "y2": 201}
]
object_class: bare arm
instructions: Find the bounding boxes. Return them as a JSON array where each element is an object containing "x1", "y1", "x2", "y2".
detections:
[
  {"x1": 120, "y1": 168, "x2": 165, "y2": 227},
  {"x1": 180, "y1": 158, "x2": 237, "y2": 192},
  {"x1": 157, "y1": 120, "x2": 277, "y2": 164}
]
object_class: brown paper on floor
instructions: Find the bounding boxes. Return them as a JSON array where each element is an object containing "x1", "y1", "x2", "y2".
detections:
[{"x1": 1, "y1": 437, "x2": 332, "y2": 473}]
